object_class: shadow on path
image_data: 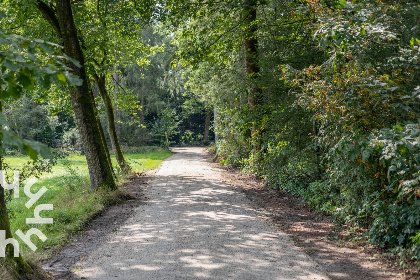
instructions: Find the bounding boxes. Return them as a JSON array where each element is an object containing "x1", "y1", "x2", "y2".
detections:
[{"x1": 70, "y1": 148, "x2": 328, "y2": 280}]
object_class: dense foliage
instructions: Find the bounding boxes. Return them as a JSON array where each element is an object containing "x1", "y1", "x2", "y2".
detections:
[
  {"x1": 283, "y1": 0, "x2": 420, "y2": 262},
  {"x1": 0, "y1": 20, "x2": 80, "y2": 158},
  {"x1": 1, "y1": 0, "x2": 419, "y2": 275},
  {"x1": 163, "y1": 0, "x2": 420, "y2": 264}
]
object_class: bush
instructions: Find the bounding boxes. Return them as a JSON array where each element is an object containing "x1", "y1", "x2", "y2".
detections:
[
  {"x1": 314, "y1": 123, "x2": 420, "y2": 257},
  {"x1": 216, "y1": 138, "x2": 250, "y2": 167},
  {"x1": 60, "y1": 127, "x2": 83, "y2": 153},
  {"x1": 370, "y1": 200, "x2": 420, "y2": 253},
  {"x1": 258, "y1": 141, "x2": 320, "y2": 190},
  {"x1": 180, "y1": 130, "x2": 200, "y2": 146}
]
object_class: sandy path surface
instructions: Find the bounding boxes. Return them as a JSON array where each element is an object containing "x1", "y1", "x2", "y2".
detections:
[{"x1": 72, "y1": 147, "x2": 329, "y2": 280}]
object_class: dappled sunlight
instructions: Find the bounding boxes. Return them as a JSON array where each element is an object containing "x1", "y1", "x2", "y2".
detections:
[
  {"x1": 73, "y1": 148, "x2": 328, "y2": 280},
  {"x1": 185, "y1": 211, "x2": 253, "y2": 221},
  {"x1": 73, "y1": 266, "x2": 106, "y2": 278},
  {"x1": 180, "y1": 254, "x2": 226, "y2": 269},
  {"x1": 119, "y1": 264, "x2": 162, "y2": 271}
]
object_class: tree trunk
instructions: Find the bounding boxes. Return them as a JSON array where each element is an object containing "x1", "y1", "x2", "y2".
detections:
[
  {"x1": 54, "y1": 0, "x2": 116, "y2": 191},
  {"x1": 95, "y1": 74, "x2": 130, "y2": 172},
  {"x1": 113, "y1": 69, "x2": 122, "y2": 140},
  {"x1": 313, "y1": 119, "x2": 323, "y2": 180},
  {"x1": 243, "y1": 0, "x2": 262, "y2": 150},
  {"x1": 0, "y1": 102, "x2": 29, "y2": 278},
  {"x1": 0, "y1": 185, "x2": 28, "y2": 279},
  {"x1": 91, "y1": 87, "x2": 114, "y2": 176},
  {"x1": 243, "y1": 0, "x2": 261, "y2": 106},
  {"x1": 214, "y1": 107, "x2": 219, "y2": 142},
  {"x1": 203, "y1": 108, "x2": 211, "y2": 143}
]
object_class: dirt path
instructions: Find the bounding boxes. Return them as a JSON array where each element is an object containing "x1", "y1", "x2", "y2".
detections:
[{"x1": 56, "y1": 147, "x2": 328, "y2": 280}]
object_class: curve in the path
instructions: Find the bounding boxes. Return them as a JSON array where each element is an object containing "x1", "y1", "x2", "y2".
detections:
[{"x1": 73, "y1": 147, "x2": 329, "y2": 280}]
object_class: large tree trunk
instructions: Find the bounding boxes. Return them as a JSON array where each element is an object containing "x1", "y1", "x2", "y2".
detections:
[
  {"x1": 243, "y1": 0, "x2": 261, "y2": 110},
  {"x1": 0, "y1": 160, "x2": 24, "y2": 265},
  {"x1": 243, "y1": 0, "x2": 262, "y2": 150},
  {"x1": 203, "y1": 108, "x2": 211, "y2": 143},
  {"x1": 54, "y1": 0, "x2": 116, "y2": 191},
  {"x1": 91, "y1": 87, "x2": 114, "y2": 176},
  {"x1": 95, "y1": 74, "x2": 130, "y2": 172}
]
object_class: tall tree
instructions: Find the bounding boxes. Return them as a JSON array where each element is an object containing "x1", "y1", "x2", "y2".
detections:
[
  {"x1": 93, "y1": 73, "x2": 129, "y2": 171},
  {"x1": 161, "y1": 0, "x2": 269, "y2": 149},
  {"x1": 203, "y1": 107, "x2": 212, "y2": 143},
  {"x1": 35, "y1": 0, "x2": 116, "y2": 190},
  {"x1": 0, "y1": 25, "x2": 79, "y2": 279},
  {"x1": 243, "y1": 0, "x2": 262, "y2": 135},
  {"x1": 69, "y1": 0, "x2": 156, "y2": 171},
  {"x1": 77, "y1": 0, "x2": 150, "y2": 172}
]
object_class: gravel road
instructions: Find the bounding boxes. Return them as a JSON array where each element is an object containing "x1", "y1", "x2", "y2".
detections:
[{"x1": 72, "y1": 147, "x2": 329, "y2": 280}]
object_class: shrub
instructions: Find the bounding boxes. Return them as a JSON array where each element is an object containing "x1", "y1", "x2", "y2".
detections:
[{"x1": 60, "y1": 127, "x2": 83, "y2": 153}]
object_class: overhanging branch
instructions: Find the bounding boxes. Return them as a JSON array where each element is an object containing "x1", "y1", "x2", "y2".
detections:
[{"x1": 35, "y1": 0, "x2": 62, "y2": 38}]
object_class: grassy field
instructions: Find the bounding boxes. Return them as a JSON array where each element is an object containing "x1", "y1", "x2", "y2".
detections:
[{"x1": 4, "y1": 148, "x2": 173, "y2": 258}]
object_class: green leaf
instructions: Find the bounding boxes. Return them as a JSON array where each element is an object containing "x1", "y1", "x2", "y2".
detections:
[
  {"x1": 17, "y1": 72, "x2": 34, "y2": 89},
  {"x1": 39, "y1": 74, "x2": 52, "y2": 88},
  {"x1": 3, "y1": 59, "x2": 21, "y2": 71},
  {"x1": 66, "y1": 73, "x2": 83, "y2": 86},
  {"x1": 387, "y1": 165, "x2": 397, "y2": 182},
  {"x1": 1, "y1": 127, "x2": 50, "y2": 160},
  {"x1": 23, "y1": 140, "x2": 51, "y2": 159},
  {"x1": 6, "y1": 81, "x2": 22, "y2": 98},
  {"x1": 56, "y1": 72, "x2": 67, "y2": 83},
  {"x1": 339, "y1": 0, "x2": 348, "y2": 8},
  {"x1": 39, "y1": 42, "x2": 53, "y2": 54},
  {"x1": 362, "y1": 149, "x2": 370, "y2": 162}
]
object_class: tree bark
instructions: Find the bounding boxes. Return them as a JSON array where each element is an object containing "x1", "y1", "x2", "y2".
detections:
[
  {"x1": 53, "y1": 0, "x2": 116, "y2": 191},
  {"x1": 214, "y1": 107, "x2": 219, "y2": 142},
  {"x1": 0, "y1": 102, "x2": 29, "y2": 278},
  {"x1": 91, "y1": 86, "x2": 114, "y2": 176},
  {"x1": 203, "y1": 108, "x2": 211, "y2": 143},
  {"x1": 94, "y1": 74, "x2": 130, "y2": 172},
  {"x1": 243, "y1": 0, "x2": 263, "y2": 151},
  {"x1": 0, "y1": 161, "x2": 21, "y2": 263},
  {"x1": 0, "y1": 183, "x2": 28, "y2": 279},
  {"x1": 243, "y1": 0, "x2": 261, "y2": 110},
  {"x1": 113, "y1": 69, "x2": 122, "y2": 140}
]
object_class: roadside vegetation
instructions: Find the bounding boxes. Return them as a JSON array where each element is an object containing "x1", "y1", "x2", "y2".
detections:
[
  {"x1": 1, "y1": 148, "x2": 172, "y2": 277},
  {"x1": 164, "y1": 0, "x2": 420, "y2": 269},
  {"x1": 1, "y1": 0, "x2": 418, "y2": 279}
]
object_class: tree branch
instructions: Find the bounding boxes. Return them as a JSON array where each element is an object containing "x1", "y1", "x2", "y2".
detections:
[
  {"x1": 35, "y1": 0, "x2": 62, "y2": 38},
  {"x1": 112, "y1": 75, "x2": 131, "y2": 95}
]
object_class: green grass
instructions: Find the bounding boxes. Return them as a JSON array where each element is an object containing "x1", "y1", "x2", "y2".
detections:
[{"x1": 4, "y1": 149, "x2": 173, "y2": 257}]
